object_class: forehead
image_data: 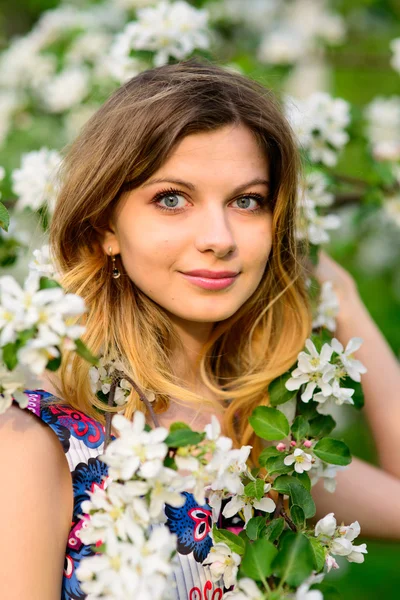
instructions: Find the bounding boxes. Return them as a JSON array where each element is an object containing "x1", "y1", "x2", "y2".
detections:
[{"x1": 156, "y1": 124, "x2": 269, "y2": 179}]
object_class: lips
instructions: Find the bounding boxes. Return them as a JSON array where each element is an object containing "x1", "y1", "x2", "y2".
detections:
[{"x1": 181, "y1": 270, "x2": 239, "y2": 279}]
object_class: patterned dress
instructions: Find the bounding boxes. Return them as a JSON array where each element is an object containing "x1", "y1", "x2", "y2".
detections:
[{"x1": 22, "y1": 390, "x2": 234, "y2": 600}]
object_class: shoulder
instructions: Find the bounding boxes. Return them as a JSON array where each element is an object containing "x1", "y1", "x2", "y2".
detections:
[
  {"x1": 0, "y1": 405, "x2": 73, "y2": 597},
  {"x1": 0, "y1": 403, "x2": 73, "y2": 492}
]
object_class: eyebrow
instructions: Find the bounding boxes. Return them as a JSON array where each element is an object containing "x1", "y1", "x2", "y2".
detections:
[{"x1": 141, "y1": 177, "x2": 270, "y2": 195}]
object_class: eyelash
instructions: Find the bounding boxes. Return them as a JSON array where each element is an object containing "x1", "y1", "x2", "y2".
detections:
[{"x1": 151, "y1": 187, "x2": 269, "y2": 214}]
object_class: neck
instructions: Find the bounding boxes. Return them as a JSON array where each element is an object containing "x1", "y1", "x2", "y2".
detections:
[{"x1": 167, "y1": 314, "x2": 214, "y2": 388}]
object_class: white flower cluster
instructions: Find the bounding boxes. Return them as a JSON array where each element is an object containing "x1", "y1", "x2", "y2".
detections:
[
  {"x1": 28, "y1": 244, "x2": 59, "y2": 279},
  {"x1": 258, "y1": 0, "x2": 345, "y2": 66},
  {"x1": 11, "y1": 148, "x2": 62, "y2": 213},
  {"x1": 109, "y1": 0, "x2": 210, "y2": 80},
  {"x1": 285, "y1": 92, "x2": 351, "y2": 167},
  {"x1": 0, "y1": 270, "x2": 86, "y2": 413},
  {"x1": 285, "y1": 337, "x2": 367, "y2": 414},
  {"x1": 89, "y1": 357, "x2": 143, "y2": 407},
  {"x1": 297, "y1": 171, "x2": 341, "y2": 245},
  {"x1": 315, "y1": 513, "x2": 367, "y2": 571},
  {"x1": 77, "y1": 410, "x2": 185, "y2": 599},
  {"x1": 365, "y1": 96, "x2": 400, "y2": 162},
  {"x1": 390, "y1": 37, "x2": 400, "y2": 74},
  {"x1": 312, "y1": 281, "x2": 340, "y2": 332},
  {"x1": 176, "y1": 417, "x2": 275, "y2": 526}
]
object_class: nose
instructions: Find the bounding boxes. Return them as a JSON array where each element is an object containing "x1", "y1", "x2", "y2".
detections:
[{"x1": 194, "y1": 203, "x2": 237, "y2": 258}]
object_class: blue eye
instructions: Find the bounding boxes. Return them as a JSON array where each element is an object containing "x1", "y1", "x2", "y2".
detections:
[
  {"x1": 152, "y1": 188, "x2": 187, "y2": 211},
  {"x1": 158, "y1": 193, "x2": 185, "y2": 209},
  {"x1": 233, "y1": 196, "x2": 260, "y2": 210}
]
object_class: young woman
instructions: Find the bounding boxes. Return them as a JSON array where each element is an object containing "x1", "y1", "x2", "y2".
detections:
[{"x1": 1, "y1": 60, "x2": 399, "y2": 600}]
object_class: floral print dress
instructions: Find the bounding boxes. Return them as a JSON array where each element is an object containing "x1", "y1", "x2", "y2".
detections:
[{"x1": 23, "y1": 390, "x2": 230, "y2": 600}]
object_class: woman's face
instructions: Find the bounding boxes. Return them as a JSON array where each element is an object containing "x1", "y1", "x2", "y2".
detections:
[{"x1": 103, "y1": 124, "x2": 273, "y2": 328}]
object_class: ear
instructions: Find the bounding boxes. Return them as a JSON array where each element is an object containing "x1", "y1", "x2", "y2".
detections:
[{"x1": 101, "y1": 227, "x2": 121, "y2": 256}]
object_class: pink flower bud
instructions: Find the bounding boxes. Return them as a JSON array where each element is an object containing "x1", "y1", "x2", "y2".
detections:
[
  {"x1": 290, "y1": 440, "x2": 297, "y2": 447},
  {"x1": 303, "y1": 440, "x2": 312, "y2": 448},
  {"x1": 276, "y1": 442, "x2": 286, "y2": 452}
]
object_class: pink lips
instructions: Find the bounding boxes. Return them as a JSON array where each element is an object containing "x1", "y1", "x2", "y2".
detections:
[{"x1": 180, "y1": 269, "x2": 240, "y2": 290}]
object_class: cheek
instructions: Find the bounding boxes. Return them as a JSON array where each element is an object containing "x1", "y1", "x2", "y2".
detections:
[{"x1": 240, "y1": 219, "x2": 273, "y2": 268}]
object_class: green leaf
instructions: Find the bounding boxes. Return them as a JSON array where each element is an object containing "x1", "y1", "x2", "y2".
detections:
[
  {"x1": 268, "y1": 370, "x2": 298, "y2": 406},
  {"x1": 46, "y1": 355, "x2": 62, "y2": 371},
  {"x1": 249, "y1": 406, "x2": 290, "y2": 441},
  {"x1": 290, "y1": 504, "x2": 305, "y2": 529},
  {"x1": 212, "y1": 528, "x2": 246, "y2": 555},
  {"x1": 163, "y1": 455, "x2": 177, "y2": 470},
  {"x1": 18, "y1": 327, "x2": 36, "y2": 345},
  {"x1": 39, "y1": 276, "x2": 61, "y2": 290},
  {"x1": 0, "y1": 201, "x2": 10, "y2": 232},
  {"x1": 273, "y1": 475, "x2": 316, "y2": 518},
  {"x1": 313, "y1": 438, "x2": 352, "y2": 466},
  {"x1": 308, "y1": 536, "x2": 326, "y2": 572},
  {"x1": 264, "y1": 454, "x2": 292, "y2": 476},
  {"x1": 292, "y1": 471, "x2": 311, "y2": 491},
  {"x1": 263, "y1": 517, "x2": 285, "y2": 543},
  {"x1": 165, "y1": 429, "x2": 205, "y2": 447},
  {"x1": 240, "y1": 538, "x2": 278, "y2": 580},
  {"x1": 272, "y1": 532, "x2": 314, "y2": 587},
  {"x1": 308, "y1": 414, "x2": 336, "y2": 438},
  {"x1": 246, "y1": 516, "x2": 267, "y2": 541},
  {"x1": 258, "y1": 445, "x2": 282, "y2": 466},
  {"x1": 1, "y1": 343, "x2": 18, "y2": 370},
  {"x1": 169, "y1": 422, "x2": 191, "y2": 432},
  {"x1": 291, "y1": 416, "x2": 309, "y2": 441},
  {"x1": 74, "y1": 339, "x2": 99, "y2": 366},
  {"x1": 244, "y1": 479, "x2": 265, "y2": 500}
]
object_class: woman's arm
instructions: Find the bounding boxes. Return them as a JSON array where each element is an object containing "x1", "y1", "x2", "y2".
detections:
[
  {"x1": 0, "y1": 405, "x2": 73, "y2": 600},
  {"x1": 315, "y1": 251, "x2": 400, "y2": 478},
  {"x1": 313, "y1": 457, "x2": 400, "y2": 539}
]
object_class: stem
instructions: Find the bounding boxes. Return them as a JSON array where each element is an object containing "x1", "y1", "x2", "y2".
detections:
[
  {"x1": 281, "y1": 507, "x2": 297, "y2": 532},
  {"x1": 104, "y1": 379, "x2": 117, "y2": 450},
  {"x1": 116, "y1": 371, "x2": 160, "y2": 428}
]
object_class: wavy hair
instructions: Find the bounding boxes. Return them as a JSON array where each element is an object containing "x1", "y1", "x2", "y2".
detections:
[{"x1": 50, "y1": 59, "x2": 312, "y2": 454}]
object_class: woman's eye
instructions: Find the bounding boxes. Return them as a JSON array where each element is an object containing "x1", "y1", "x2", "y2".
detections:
[
  {"x1": 157, "y1": 193, "x2": 186, "y2": 210},
  {"x1": 232, "y1": 196, "x2": 262, "y2": 210}
]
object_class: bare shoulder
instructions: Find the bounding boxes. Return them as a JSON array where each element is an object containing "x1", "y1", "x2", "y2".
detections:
[{"x1": 0, "y1": 405, "x2": 73, "y2": 599}]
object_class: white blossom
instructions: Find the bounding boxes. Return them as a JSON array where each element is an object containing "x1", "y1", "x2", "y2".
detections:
[
  {"x1": 285, "y1": 339, "x2": 335, "y2": 402},
  {"x1": 100, "y1": 412, "x2": 168, "y2": 481},
  {"x1": 110, "y1": 0, "x2": 209, "y2": 71},
  {"x1": 222, "y1": 483, "x2": 275, "y2": 525},
  {"x1": 203, "y1": 542, "x2": 241, "y2": 589},
  {"x1": 223, "y1": 577, "x2": 264, "y2": 599},
  {"x1": 315, "y1": 513, "x2": 367, "y2": 568},
  {"x1": 383, "y1": 194, "x2": 400, "y2": 228},
  {"x1": 364, "y1": 96, "x2": 400, "y2": 162},
  {"x1": 312, "y1": 281, "x2": 340, "y2": 332},
  {"x1": 0, "y1": 360, "x2": 30, "y2": 414},
  {"x1": 12, "y1": 148, "x2": 62, "y2": 213},
  {"x1": 89, "y1": 356, "x2": 140, "y2": 406},
  {"x1": 284, "y1": 448, "x2": 313, "y2": 474},
  {"x1": 209, "y1": 445, "x2": 252, "y2": 495},
  {"x1": 39, "y1": 67, "x2": 90, "y2": 114},
  {"x1": 28, "y1": 244, "x2": 58, "y2": 279},
  {"x1": 330, "y1": 337, "x2": 367, "y2": 382},
  {"x1": 311, "y1": 460, "x2": 346, "y2": 493},
  {"x1": 315, "y1": 512, "x2": 337, "y2": 538},
  {"x1": 390, "y1": 37, "x2": 400, "y2": 74},
  {"x1": 286, "y1": 92, "x2": 350, "y2": 166}
]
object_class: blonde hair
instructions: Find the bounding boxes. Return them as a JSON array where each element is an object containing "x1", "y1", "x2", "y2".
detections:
[{"x1": 50, "y1": 59, "x2": 312, "y2": 454}]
